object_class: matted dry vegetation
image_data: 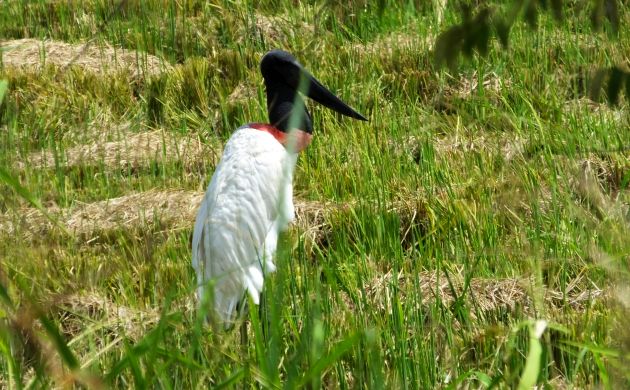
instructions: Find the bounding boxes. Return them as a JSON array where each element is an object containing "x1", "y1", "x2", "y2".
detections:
[
  {"x1": 389, "y1": 131, "x2": 528, "y2": 166},
  {"x1": 349, "y1": 32, "x2": 434, "y2": 56},
  {"x1": 1, "y1": 38, "x2": 171, "y2": 77},
  {"x1": 570, "y1": 156, "x2": 630, "y2": 222},
  {"x1": 0, "y1": 189, "x2": 347, "y2": 242},
  {"x1": 240, "y1": 14, "x2": 315, "y2": 44},
  {"x1": 1, "y1": 190, "x2": 203, "y2": 240},
  {"x1": 433, "y1": 131, "x2": 526, "y2": 161},
  {"x1": 364, "y1": 267, "x2": 605, "y2": 319},
  {"x1": 226, "y1": 81, "x2": 259, "y2": 108},
  {"x1": 53, "y1": 267, "x2": 606, "y2": 352},
  {"x1": 54, "y1": 293, "x2": 161, "y2": 342},
  {"x1": 447, "y1": 70, "x2": 511, "y2": 99},
  {"x1": 19, "y1": 129, "x2": 216, "y2": 172},
  {"x1": 563, "y1": 97, "x2": 628, "y2": 124}
]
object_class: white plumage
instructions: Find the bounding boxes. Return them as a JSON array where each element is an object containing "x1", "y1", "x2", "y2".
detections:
[
  {"x1": 191, "y1": 126, "x2": 296, "y2": 326},
  {"x1": 191, "y1": 49, "x2": 366, "y2": 329}
]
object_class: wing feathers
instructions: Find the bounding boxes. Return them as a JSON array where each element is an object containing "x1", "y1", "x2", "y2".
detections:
[{"x1": 192, "y1": 128, "x2": 295, "y2": 326}]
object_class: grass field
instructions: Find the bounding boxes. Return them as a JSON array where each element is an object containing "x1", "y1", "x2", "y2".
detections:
[{"x1": 1, "y1": 0, "x2": 629, "y2": 388}]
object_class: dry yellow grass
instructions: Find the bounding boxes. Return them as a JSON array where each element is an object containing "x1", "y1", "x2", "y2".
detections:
[
  {"x1": 55, "y1": 270, "x2": 604, "y2": 352},
  {"x1": 390, "y1": 131, "x2": 527, "y2": 166},
  {"x1": 0, "y1": 190, "x2": 204, "y2": 240},
  {"x1": 448, "y1": 71, "x2": 511, "y2": 99},
  {"x1": 226, "y1": 81, "x2": 259, "y2": 108},
  {"x1": 570, "y1": 156, "x2": 630, "y2": 221},
  {"x1": 0, "y1": 189, "x2": 344, "y2": 242},
  {"x1": 350, "y1": 32, "x2": 435, "y2": 57},
  {"x1": 563, "y1": 97, "x2": 627, "y2": 124},
  {"x1": 54, "y1": 293, "x2": 161, "y2": 342},
  {"x1": 434, "y1": 132, "x2": 526, "y2": 161},
  {"x1": 240, "y1": 14, "x2": 315, "y2": 44},
  {"x1": 19, "y1": 130, "x2": 216, "y2": 171},
  {"x1": 1, "y1": 38, "x2": 171, "y2": 77},
  {"x1": 365, "y1": 267, "x2": 604, "y2": 318}
]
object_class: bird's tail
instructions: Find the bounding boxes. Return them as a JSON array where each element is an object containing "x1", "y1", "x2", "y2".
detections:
[{"x1": 198, "y1": 264, "x2": 265, "y2": 329}]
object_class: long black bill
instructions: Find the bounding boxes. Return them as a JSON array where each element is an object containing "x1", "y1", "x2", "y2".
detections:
[{"x1": 260, "y1": 50, "x2": 367, "y2": 132}]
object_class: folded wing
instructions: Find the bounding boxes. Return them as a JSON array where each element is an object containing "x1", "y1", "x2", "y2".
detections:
[{"x1": 191, "y1": 127, "x2": 295, "y2": 327}]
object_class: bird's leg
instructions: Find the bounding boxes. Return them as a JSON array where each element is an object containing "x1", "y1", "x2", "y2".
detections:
[
  {"x1": 240, "y1": 320, "x2": 249, "y2": 388},
  {"x1": 258, "y1": 291, "x2": 269, "y2": 342},
  {"x1": 240, "y1": 320, "x2": 248, "y2": 351}
]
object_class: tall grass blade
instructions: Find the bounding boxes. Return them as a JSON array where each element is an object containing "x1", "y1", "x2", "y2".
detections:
[
  {"x1": 0, "y1": 80, "x2": 7, "y2": 105},
  {"x1": 298, "y1": 331, "x2": 362, "y2": 387},
  {"x1": 38, "y1": 314, "x2": 79, "y2": 370},
  {"x1": 518, "y1": 320, "x2": 547, "y2": 390}
]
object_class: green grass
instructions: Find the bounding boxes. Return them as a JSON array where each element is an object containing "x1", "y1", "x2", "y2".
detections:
[{"x1": 1, "y1": 0, "x2": 630, "y2": 388}]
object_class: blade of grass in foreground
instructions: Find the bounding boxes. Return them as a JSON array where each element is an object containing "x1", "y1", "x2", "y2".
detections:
[
  {"x1": 0, "y1": 280, "x2": 12, "y2": 307},
  {"x1": 0, "y1": 80, "x2": 7, "y2": 103},
  {"x1": 38, "y1": 314, "x2": 80, "y2": 370},
  {"x1": 298, "y1": 331, "x2": 362, "y2": 387},
  {"x1": 518, "y1": 320, "x2": 547, "y2": 390}
]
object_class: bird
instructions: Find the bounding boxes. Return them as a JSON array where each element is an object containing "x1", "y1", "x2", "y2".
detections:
[{"x1": 191, "y1": 49, "x2": 366, "y2": 328}]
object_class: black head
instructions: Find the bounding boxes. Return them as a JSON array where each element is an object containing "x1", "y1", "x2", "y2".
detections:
[{"x1": 260, "y1": 50, "x2": 367, "y2": 134}]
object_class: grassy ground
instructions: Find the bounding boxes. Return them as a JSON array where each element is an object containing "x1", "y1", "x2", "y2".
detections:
[{"x1": 1, "y1": 0, "x2": 629, "y2": 388}]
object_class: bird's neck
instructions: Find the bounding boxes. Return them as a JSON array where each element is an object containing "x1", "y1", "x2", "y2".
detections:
[{"x1": 248, "y1": 123, "x2": 312, "y2": 153}]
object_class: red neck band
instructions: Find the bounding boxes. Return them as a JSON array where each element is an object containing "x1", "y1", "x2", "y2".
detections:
[
  {"x1": 248, "y1": 123, "x2": 312, "y2": 153},
  {"x1": 248, "y1": 123, "x2": 287, "y2": 145}
]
